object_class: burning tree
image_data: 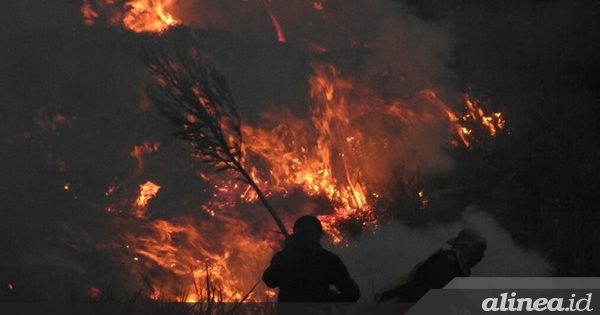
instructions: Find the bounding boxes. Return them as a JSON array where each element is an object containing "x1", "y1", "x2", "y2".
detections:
[{"x1": 139, "y1": 27, "x2": 289, "y2": 237}]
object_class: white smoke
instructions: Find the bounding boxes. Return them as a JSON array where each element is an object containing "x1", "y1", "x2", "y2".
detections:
[{"x1": 333, "y1": 206, "x2": 554, "y2": 301}]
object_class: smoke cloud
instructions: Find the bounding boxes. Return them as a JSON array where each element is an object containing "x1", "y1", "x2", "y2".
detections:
[{"x1": 336, "y1": 206, "x2": 554, "y2": 301}]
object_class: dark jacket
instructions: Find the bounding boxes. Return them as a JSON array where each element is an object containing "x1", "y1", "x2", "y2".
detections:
[
  {"x1": 377, "y1": 249, "x2": 466, "y2": 302},
  {"x1": 262, "y1": 236, "x2": 360, "y2": 303}
]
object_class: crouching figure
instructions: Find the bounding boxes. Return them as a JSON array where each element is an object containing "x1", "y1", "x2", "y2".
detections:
[{"x1": 376, "y1": 228, "x2": 487, "y2": 302}]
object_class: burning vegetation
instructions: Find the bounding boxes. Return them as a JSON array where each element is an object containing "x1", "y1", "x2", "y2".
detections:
[
  {"x1": 3, "y1": 0, "x2": 514, "y2": 304},
  {"x1": 82, "y1": 0, "x2": 180, "y2": 33},
  {"x1": 74, "y1": 0, "x2": 508, "y2": 302}
]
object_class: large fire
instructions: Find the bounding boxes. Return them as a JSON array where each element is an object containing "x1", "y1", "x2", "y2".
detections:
[
  {"x1": 98, "y1": 60, "x2": 503, "y2": 302},
  {"x1": 76, "y1": 0, "x2": 505, "y2": 303}
]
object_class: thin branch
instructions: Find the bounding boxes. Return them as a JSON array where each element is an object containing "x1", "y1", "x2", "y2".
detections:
[{"x1": 139, "y1": 26, "x2": 289, "y2": 237}]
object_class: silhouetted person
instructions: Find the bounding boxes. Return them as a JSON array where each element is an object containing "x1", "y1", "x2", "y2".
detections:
[
  {"x1": 262, "y1": 215, "x2": 360, "y2": 306},
  {"x1": 376, "y1": 228, "x2": 487, "y2": 302}
]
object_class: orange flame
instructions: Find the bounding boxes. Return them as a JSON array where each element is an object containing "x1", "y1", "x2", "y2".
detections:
[
  {"x1": 238, "y1": 64, "x2": 377, "y2": 242},
  {"x1": 81, "y1": 0, "x2": 179, "y2": 33},
  {"x1": 133, "y1": 181, "x2": 161, "y2": 218},
  {"x1": 113, "y1": 216, "x2": 277, "y2": 301},
  {"x1": 462, "y1": 92, "x2": 505, "y2": 137},
  {"x1": 122, "y1": 0, "x2": 179, "y2": 33}
]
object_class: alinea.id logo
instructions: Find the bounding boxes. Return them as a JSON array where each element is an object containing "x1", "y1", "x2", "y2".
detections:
[{"x1": 482, "y1": 292, "x2": 593, "y2": 312}]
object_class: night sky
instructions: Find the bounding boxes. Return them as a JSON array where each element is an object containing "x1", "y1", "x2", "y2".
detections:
[{"x1": 1, "y1": 0, "x2": 599, "y2": 302}]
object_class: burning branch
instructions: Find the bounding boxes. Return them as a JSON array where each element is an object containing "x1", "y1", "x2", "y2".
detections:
[{"x1": 139, "y1": 27, "x2": 289, "y2": 237}]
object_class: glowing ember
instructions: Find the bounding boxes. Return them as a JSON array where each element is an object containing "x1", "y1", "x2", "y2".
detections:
[
  {"x1": 34, "y1": 108, "x2": 76, "y2": 134},
  {"x1": 81, "y1": 0, "x2": 99, "y2": 26},
  {"x1": 130, "y1": 141, "x2": 160, "y2": 175},
  {"x1": 104, "y1": 185, "x2": 116, "y2": 197},
  {"x1": 267, "y1": 10, "x2": 286, "y2": 43},
  {"x1": 87, "y1": 286, "x2": 101, "y2": 299},
  {"x1": 148, "y1": 287, "x2": 161, "y2": 300},
  {"x1": 462, "y1": 92, "x2": 505, "y2": 138}
]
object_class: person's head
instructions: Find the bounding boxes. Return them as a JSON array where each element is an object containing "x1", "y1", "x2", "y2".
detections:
[
  {"x1": 292, "y1": 215, "x2": 323, "y2": 242},
  {"x1": 448, "y1": 228, "x2": 487, "y2": 268}
]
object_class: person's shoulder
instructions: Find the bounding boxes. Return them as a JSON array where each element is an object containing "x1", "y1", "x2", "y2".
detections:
[
  {"x1": 425, "y1": 248, "x2": 459, "y2": 268},
  {"x1": 427, "y1": 248, "x2": 452, "y2": 257},
  {"x1": 270, "y1": 248, "x2": 291, "y2": 262},
  {"x1": 429, "y1": 248, "x2": 453, "y2": 259},
  {"x1": 317, "y1": 248, "x2": 345, "y2": 263},
  {"x1": 317, "y1": 246, "x2": 337, "y2": 256}
]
